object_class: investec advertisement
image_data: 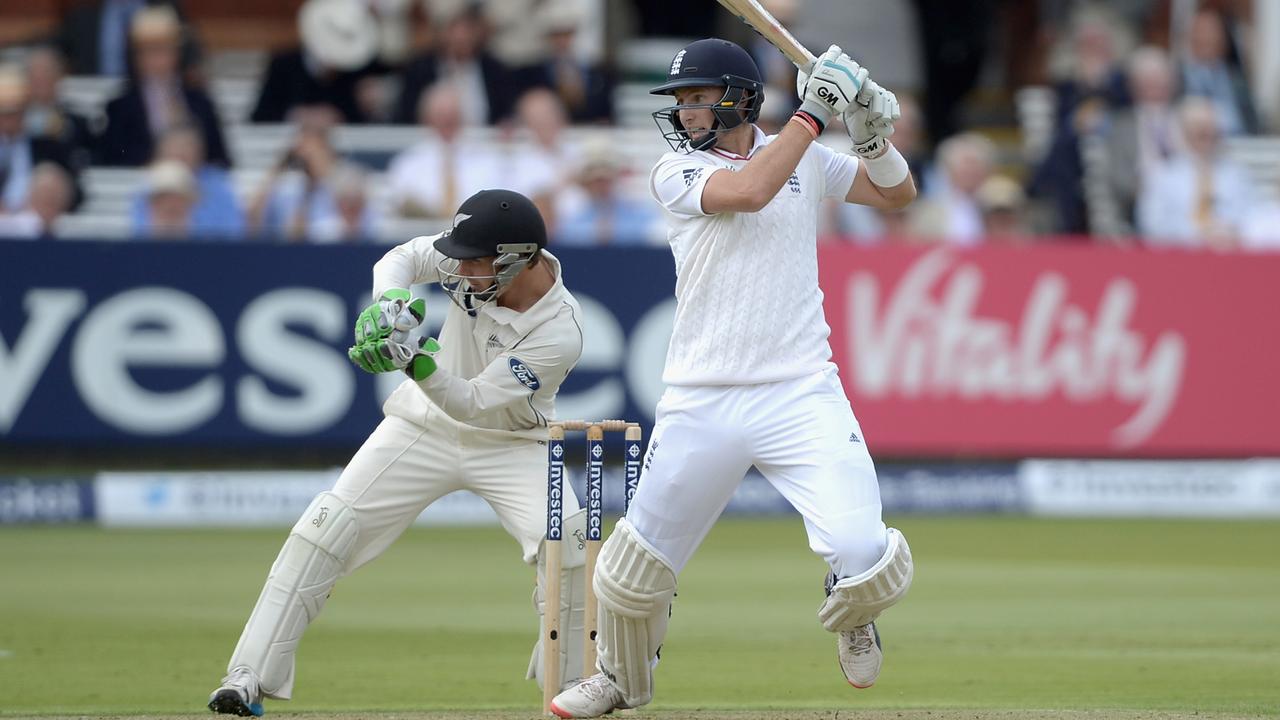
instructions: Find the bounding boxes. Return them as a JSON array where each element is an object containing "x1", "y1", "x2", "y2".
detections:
[{"x1": 3, "y1": 240, "x2": 1277, "y2": 456}]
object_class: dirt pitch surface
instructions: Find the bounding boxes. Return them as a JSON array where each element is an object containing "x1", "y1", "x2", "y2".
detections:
[{"x1": 9, "y1": 711, "x2": 1275, "y2": 720}]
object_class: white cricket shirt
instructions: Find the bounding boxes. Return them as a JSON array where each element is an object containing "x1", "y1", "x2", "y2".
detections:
[
  {"x1": 649, "y1": 126, "x2": 860, "y2": 385},
  {"x1": 372, "y1": 237, "x2": 584, "y2": 438}
]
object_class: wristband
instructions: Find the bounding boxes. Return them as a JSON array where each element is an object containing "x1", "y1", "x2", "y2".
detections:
[
  {"x1": 860, "y1": 142, "x2": 910, "y2": 188},
  {"x1": 789, "y1": 113, "x2": 820, "y2": 139},
  {"x1": 793, "y1": 109, "x2": 826, "y2": 135}
]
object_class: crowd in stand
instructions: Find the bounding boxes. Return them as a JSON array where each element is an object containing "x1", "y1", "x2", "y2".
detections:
[{"x1": 0, "y1": 0, "x2": 1276, "y2": 249}]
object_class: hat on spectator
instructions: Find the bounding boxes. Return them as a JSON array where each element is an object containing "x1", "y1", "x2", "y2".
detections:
[
  {"x1": 299, "y1": 0, "x2": 378, "y2": 71},
  {"x1": 577, "y1": 140, "x2": 624, "y2": 183},
  {"x1": 147, "y1": 160, "x2": 197, "y2": 198},
  {"x1": 0, "y1": 65, "x2": 29, "y2": 112},
  {"x1": 976, "y1": 175, "x2": 1025, "y2": 213},
  {"x1": 537, "y1": 1, "x2": 581, "y2": 33},
  {"x1": 130, "y1": 5, "x2": 182, "y2": 43}
]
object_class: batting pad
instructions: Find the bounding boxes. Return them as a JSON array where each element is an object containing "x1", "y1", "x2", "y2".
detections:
[
  {"x1": 818, "y1": 527, "x2": 913, "y2": 631},
  {"x1": 528, "y1": 509, "x2": 588, "y2": 691},
  {"x1": 593, "y1": 519, "x2": 676, "y2": 708},
  {"x1": 228, "y1": 491, "x2": 359, "y2": 699}
]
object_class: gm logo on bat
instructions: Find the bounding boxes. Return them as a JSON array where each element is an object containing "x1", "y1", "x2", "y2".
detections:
[{"x1": 509, "y1": 357, "x2": 541, "y2": 390}]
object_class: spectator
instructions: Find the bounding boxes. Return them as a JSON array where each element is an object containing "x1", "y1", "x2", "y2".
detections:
[
  {"x1": 310, "y1": 162, "x2": 380, "y2": 243},
  {"x1": 23, "y1": 46, "x2": 93, "y2": 167},
  {"x1": 137, "y1": 159, "x2": 197, "y2": 239},
  {"x1": 0, "y1": 65, "x2": 84, "y2": 213},
  {"x1": 552, "y1": 141, "x2": 659, "y2": 247},
  {"x1": 1137, "y1": 98, "x2": 1254, "y2": 249},
  {"x1": 1179, "y1": 7, "x2": 1256, "y2": 135},
  {"x1": 976, "y1": 175, "x2": 1029, "y2": 241},
  {"x1": 1095, "y1": 46, "x2": 1184, "y2": 231},
  {"x1": 387, "y1": 82, "x2": 501, "y2": 219},
  {"x1": 509, "y1": 88, "x2": 570, "y2": 218},
  {"x1": 130, "y1": 124, "x2": 244, "y2": 238},
  {"x1": 0, "y1": 162, "x2": 73, "y2": 239},
  {"x1": 527, "y1": 3, "x2": 614, "y2": 124},
  {"x1": 250, "y1": 0, "x2": 380, "y2": 124},
  {"x1": 96, "y1": 6, "x2": 230, "y2": 167},
  {"x1": 394, "y1": 4, "x2": 521, "y2": 125},
  {"x1": 248, "y1": 108, "x2": 368, "y2": 241},
  {"x1": 908, "y1": 132, "x2": 995, "y2": 245},
  {"x1": 49, "y1": 0, "x2": 198, "y2": 77},
  {"x1": 1027, "y1": 11, "x2": 1130, "y2": 234}
]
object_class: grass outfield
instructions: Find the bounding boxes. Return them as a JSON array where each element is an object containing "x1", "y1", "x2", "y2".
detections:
[{"x1": 1, "y1": 516, "x2": 1277, "y2": 718}]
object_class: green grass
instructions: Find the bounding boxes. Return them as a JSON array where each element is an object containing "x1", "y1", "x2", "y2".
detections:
[{"x1": 1, "y1": 517, "x2": 1278, "y2": 717}]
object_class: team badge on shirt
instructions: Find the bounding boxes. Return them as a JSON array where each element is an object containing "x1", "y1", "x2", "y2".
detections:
[{"x1": 509, "y1": 356, "x2": 541, "y2": 390}]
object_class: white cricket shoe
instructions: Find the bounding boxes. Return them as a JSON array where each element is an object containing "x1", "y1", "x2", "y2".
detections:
[
  {"x1": 549, "y1": 673, "x2": 628, "y2": 718},
  {"x1": 838, "y1": 622, "x2": 883, "y2": 688},
  {"x1": 207, "y1": 666, "x2": 265, "y2": 716}
]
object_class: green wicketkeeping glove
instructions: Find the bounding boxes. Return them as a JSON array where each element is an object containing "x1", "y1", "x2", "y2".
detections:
[
  {"x1": 353, "y1": 288, "x2": 426, "y2": 345},
  {"x1": 348, "y1": 336, "x2": 441, "y2": 381}
]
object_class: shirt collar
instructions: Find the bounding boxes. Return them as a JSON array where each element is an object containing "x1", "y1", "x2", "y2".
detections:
[
  {"x1": 479, "y1": 250, "x2": 564, "y2": 335},
  {"x1": 709, "y1": 125, "x2": 767, "y2": 161}
]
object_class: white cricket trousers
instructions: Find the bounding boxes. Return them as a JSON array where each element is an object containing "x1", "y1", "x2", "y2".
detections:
[
  {"x1": 334, "y1": 412, "x2": 581, "y2": 572},
  {"x1": 626, "y1": 365, "x2": 887, "y2": 578}
]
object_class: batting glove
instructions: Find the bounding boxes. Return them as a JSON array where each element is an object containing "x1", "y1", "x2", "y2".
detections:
[
  {"x1": 353, "y1": 288, "x2": 425, "y2": 345},
  {"x1": 348, "y1": 336, "x2": 441, "y2": 381},
  {"x1": 844, "y1": 79, "x2": 900, "y2": 159},
  {"x1": 796, "y1": 45, "x2": 868, "y2": 130}
]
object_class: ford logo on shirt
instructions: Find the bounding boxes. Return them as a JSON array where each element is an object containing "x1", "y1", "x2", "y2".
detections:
[{"x1": 509, "y1": 357, "x2": 541, "y2": 390}]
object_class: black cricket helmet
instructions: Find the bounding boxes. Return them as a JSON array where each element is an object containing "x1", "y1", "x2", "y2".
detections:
[
  {"x1": 651, "y1": 38, "x2": 764, "y2": 153},
  {"x1": 433, "y1": 189, "x2": 546, "y2": 313}
]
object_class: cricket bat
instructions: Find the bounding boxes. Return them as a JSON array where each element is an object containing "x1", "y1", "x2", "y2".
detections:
[{"x1": 715, "y1": 0, "x2": 816, "y2": 69}]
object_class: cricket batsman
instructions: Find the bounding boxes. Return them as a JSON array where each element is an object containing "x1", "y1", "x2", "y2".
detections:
[
  {"x1": 208, "y1": 189, "x2": 590, "y2": 715},
  {"x1": 550, "y1": 39, "x2": 917, "y2": 717}
]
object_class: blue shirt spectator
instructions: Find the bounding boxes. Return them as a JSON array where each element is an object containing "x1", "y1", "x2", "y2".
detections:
[{"x1": 129, "y1": 123, "x2": 243, "y2": 238}]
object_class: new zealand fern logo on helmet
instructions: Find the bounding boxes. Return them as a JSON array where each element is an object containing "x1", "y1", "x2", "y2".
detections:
[{"x1": 509, "y1": 357, "x2": 541, "y2": 390}]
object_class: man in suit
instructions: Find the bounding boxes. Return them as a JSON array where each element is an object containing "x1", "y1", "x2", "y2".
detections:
[
  {"x1": 0, "y1": 66, "x2": 84, "y2": 213},
  {"x1": 23, "y1": 46, "x2": 93, "y2": 164},
  {"x1": 394, "y1": 4, "x2": 520, "y2": 125},
  {"x1": 50, "y1": 0, "x2": 198, "y2": 77},
  {"x1": 250, "y1": 0, "x2": 380, "y2": 124},
  {"x1": 95, "y1": 4, "x2": 230, "y2": 167}
]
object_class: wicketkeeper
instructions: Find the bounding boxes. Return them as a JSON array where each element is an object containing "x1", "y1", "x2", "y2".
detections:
[{"x1": 208, "y1": 189, "x2": 590, "y2": 716}]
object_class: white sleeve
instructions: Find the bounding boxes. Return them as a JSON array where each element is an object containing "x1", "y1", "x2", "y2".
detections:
[
  {"x1": 809, "y1": 141, "x2": 861, "y2": 200},
  {"x1": 415, "y1": 311, "x2": 582, "y2": 423},
  {"x1": 371, "y1": 234, "x2": 444, "y2": 300},
  {"x1": 649, "y1": 153, "x2": 716, "y2": 217}
]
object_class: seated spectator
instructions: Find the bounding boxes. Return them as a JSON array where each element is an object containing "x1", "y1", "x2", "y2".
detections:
[
  {"x1": 0, "y1": 162, "x2": 73, "y2": 239},
  {"x1": 310, "y1": 163, "x2": 380, "y2": 243},
  {"x1": 50, "y1": 0, "x2": 198, "y2": 77},
  {"x1": 1104, "y1": 46, "x2": 1183, "y2": 226},
  {"x1": 509, "y1": 88, "x2": 570, "y2": 218},
  {"x1": 908, "y1": 132, "x2": 995, "y2": 245},
  {"x1": 0, "y1": 66, "x2": 84, "y2": 213},
  {"x1": 248, "y1": 108, "x2": 369, "y2": 241},
  {"x1": 977, "y1": 175, "x2": 1029, "y2": 242},
  {"x1": 250, "y1": 0, "x2": 380, "y2": 124},
  {"x1": 129, "y1": 124, "x2": 244, "y2": 238},
  {"x1": 137, "y1": 159, "x2": 197, "y2": 239},
  {"x1": 96, "y1": 6, "x2": 230, "y2": 167},
  {"x1": 394, "y1": 4, "x2": 520, "y2": 125},
  {"x1": 387, "y1": 82, "x2": 501, "y2": 219},
  {"x1": 23, "y1": 46, "x2": 93, "y2": 167},
  {"x1": 552, "y1": 142, "x2": 660, "y2": 247},
  {"x1": 1137, "y1": 98, "x2": 1254, "y2": 249},
  {"x1": 1180, "y1": 7, "x2": 1256, "y2": 136},
  {"x1": 526, "y1": 3, "x2": 614, "y2": 124}
]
